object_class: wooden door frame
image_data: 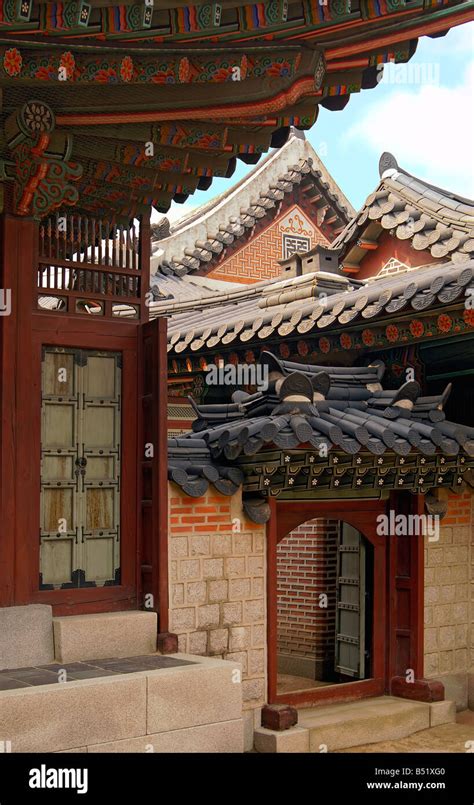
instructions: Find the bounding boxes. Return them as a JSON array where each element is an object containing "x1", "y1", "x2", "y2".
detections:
[
  {"x1": 17, "y1": 316, "x2": 140, "y2": 614},
  {"x1": 267, "y1": 497, "x2": 389, "y2": 707},
  {"x1": 0, "y1": 211, "x2": 169, "y2": 618}
]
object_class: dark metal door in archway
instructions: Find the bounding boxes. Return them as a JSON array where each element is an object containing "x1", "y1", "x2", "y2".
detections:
[{"x1": 335, "y1": 523, "x2": 367, "y2": 680}]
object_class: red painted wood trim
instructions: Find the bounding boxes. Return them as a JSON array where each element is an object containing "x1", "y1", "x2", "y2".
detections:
[
  {"x1": 140, "y1": 316, "x2": 169, "y2": 632},
  {"x1": 28, "y1": 585, "x2": 136, "y2": 609},
  {"x1": 157, "y1": 316, "x2": 169, "y2": 632},
  {"x1": 22, "y1": 323, "x2": 140, "y2": 613},
  {"x1": 55, "y1": 76, "x2": 318, "y2": 126},
  {"x1": 274, "y1": 678, "x2": 385, "y2": 708},
  {"x1": 391, "y1": 676, "x2": 444, "y2": 703},
  {"x1": 283, "y1": 7, "x2": 421, "y2": 43},
  {"x1": 168, "y1": 420, "x2": 196, "y2": 431},
  {"x1": 386, "y1": 491, "x2": 425, "y2": 685},
  {"x1": 267, "y1": 497, "x2": 278, "y2": 705},
  {"x1": 414, "y1": 493, "x2": 425, "y2": 678},
  {"x1": 139, "y1": 209, "x2": 151, "y2": 324},
  {"x1": 0, "y1": 215, "x2": 25, "y2": 606},
  {"x1": 267, "y1": 497, "x2": 387, "y2": 706},
  {"x1": 31, "y1": 313, "x2": 139, "y2": 339},
  {"x1": 13, "y1": 217, "x2": 39, "y2": 605},
  {"x1": 327, "y1": 59, "x2": 369, "y2": 72},
  {"x1": 325, "y1": 9, "x2": 474, "y2": 59}
]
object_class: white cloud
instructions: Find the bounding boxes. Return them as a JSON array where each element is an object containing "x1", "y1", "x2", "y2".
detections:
[{"x1": 345, "y1": 60, "x2": 474, "y2": 197}]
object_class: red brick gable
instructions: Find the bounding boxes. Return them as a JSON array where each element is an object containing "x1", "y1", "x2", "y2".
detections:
[
  {"x1": 355, "y1": 231, "x2": 436, "y2": 281},
  {"x1": 208, "y1": 201, "x2": 330, "y2": 284}
]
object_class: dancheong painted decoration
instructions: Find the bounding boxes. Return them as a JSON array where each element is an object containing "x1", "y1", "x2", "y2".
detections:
[{"x1": 0, "y1": 0, "x2": 472, "y2": 219}]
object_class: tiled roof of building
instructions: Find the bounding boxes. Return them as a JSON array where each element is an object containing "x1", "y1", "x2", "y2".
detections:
[
  {"x1": 164, "y1": 258, "x2": 474, "y2": 355},
  {"x1": 149, "y1": 273, "x2": 242, "y2": 308},
  {"x1": 334, "y1": 153, "x2": 474, "y2": 270},
  {"x1": 168, "y1": 351, "x2": 474, "y2": 507},
  {"x1": 151, "y1": 131, "x2": 355, "y2": 277}
]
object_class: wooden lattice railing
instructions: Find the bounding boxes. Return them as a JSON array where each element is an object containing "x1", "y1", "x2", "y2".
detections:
[{"x1": 37, "y1": 212, "x2": 149, "y2": 320}]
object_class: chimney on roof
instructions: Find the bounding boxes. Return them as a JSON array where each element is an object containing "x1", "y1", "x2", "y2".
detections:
[
  {"x1": 301, "y1": 245, "x2": 341, "y2": 275},
  {"x1": 278, "y1": 252, "x2": 302, "y2": 279},
  {"x1": 278, "y1": 245, "x2": 341, "y2": 279}
]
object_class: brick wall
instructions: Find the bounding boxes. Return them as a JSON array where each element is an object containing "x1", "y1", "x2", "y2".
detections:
[
  {"x1": 277, "y1": 519, "x2": 338, "y2": 679},
  {"x1": 424, "y1": 491, "x2": 474, "y2": 682},
  {"x1": 208, "y1": 204, "x2": 328, "y2": 284},
  {"x1": 168, "y1": 483, "x2": 266, "y2": 712}
]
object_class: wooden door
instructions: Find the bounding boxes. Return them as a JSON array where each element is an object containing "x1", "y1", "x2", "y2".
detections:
[
  {"x1": 40, "y1": 347, "x2": 121, "y2": 589},
  {"x1": 335, "y1": 522, "x2": 366, "y2": 679}
]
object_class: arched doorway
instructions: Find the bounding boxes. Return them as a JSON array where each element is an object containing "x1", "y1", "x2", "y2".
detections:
[
  {"x1": 267, "y1": 498, "x2": 391, "y2": 706},
  {"x1": 276, "y1": 519, "x2": 374, "y2": 696}
]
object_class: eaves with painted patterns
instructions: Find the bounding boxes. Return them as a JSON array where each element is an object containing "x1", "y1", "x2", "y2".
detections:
[{"x1": 0, "y1": 0, "x2": 472, "y2": 219}]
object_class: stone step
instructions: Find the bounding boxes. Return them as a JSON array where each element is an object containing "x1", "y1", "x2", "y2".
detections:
[
  {"x1": 0, "y1": 605, "x2": 54, "y2": 671},
  {"x1": 53, "y1": 611, "x2": 158, "y2": 663},
  {"x1": 254, "y1": 696, "x2": 457, "y2": 753}
]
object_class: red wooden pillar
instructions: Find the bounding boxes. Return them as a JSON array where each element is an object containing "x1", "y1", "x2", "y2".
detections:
[
  {"x1": 0, "y1": 214, "x2": 38, "y2": 607},
  {"x1": 266, "y1": 497, "x2": 278, "y2": 704},
  {"x1": 387, "y1": 492, "x2": 443, "y2": 702},
  {"x1": 140, "y1": 316, "x2": 168, "y2": 636},
  {"x1": 139, "y1": 209, "x2": 151, "y2": 322}
]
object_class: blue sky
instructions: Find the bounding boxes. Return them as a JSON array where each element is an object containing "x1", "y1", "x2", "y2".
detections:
[{"x1": 155, "y1": 21, "x2": 474, "y2": 224}]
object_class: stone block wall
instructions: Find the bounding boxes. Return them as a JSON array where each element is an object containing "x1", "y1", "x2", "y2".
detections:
[
  {"x1": 424, "y1": 490, "x2": 474, "y2": 705},
  {"x1": 277, "y1": 519, "x2": 338, "y2": 679},
  {"x1": 168, "y1": 483, "x2": 266, "y2": 714}
]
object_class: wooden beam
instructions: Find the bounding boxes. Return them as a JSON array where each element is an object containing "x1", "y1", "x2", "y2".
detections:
[
  {"x1": 325, "y1": 7, "x2": 474, "y2": 60},
  {"x1": 357, "y1": 238, "x2": 379, "y2": 250},
  {"x1": 55, "y1": 76, "x2": 317, "y2": 126},
  {"x1": 342, "y1": 265, "x2": 360, "y2": 274}
]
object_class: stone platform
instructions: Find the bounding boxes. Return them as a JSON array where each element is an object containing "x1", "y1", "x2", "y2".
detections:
[{"x1": 0, "y1": 654, "x2": 243, "y2": 753}]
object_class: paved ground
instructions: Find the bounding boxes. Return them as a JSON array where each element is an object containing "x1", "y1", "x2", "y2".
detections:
[{"x1": 337, "y1": 711, "x2": 474, "y2": 753}]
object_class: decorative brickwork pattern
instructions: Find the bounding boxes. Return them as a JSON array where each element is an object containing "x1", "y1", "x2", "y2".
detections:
[
  {"x1": 376, "y1": 257, "x2": 411, "y2": 277},
  {"x1": 168, "y1": 483, "x2": 266, "y2": 711},
  {"x1": 208, "y1": 204, "x2": 329, "y2": 284},
  {"x1": 424, "y1": 491, "x2": 474, "y2": 678},
  {"x1": 277, "y1": 519, "x2": 338, "y2": 679}
]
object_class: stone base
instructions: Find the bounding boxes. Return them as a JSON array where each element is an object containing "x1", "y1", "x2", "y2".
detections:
[
  {"x1": 0, "y1": 605, "x2": 54, "y2": 671},
  {"x1": 261, "y1": 704, "x2": 298, "y2": 731},
  {"x1": 429, "y1": 700, "x2": 456, "y2": 726},
  {"x1": 391, "y1": 676, "x2": 444, "y2": 703},
  {"x1": 88, "y1": 720, "x2": 243, "y2": 753},
  {"x1": 431, "y1": 672, "x2": 468, "y2": 711},
  {"x1": 157, "y1": 632, "x2": 179, "y2": 655},
  {"x1": 277, "y1": 653, "x2": 333, "y2": 682},
  {"x1": 254, "y1": 726, "x2": 309, "y2": 753},
  {"x1": 53, "y1": 611, "x2": 158, "y2": 663}
]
